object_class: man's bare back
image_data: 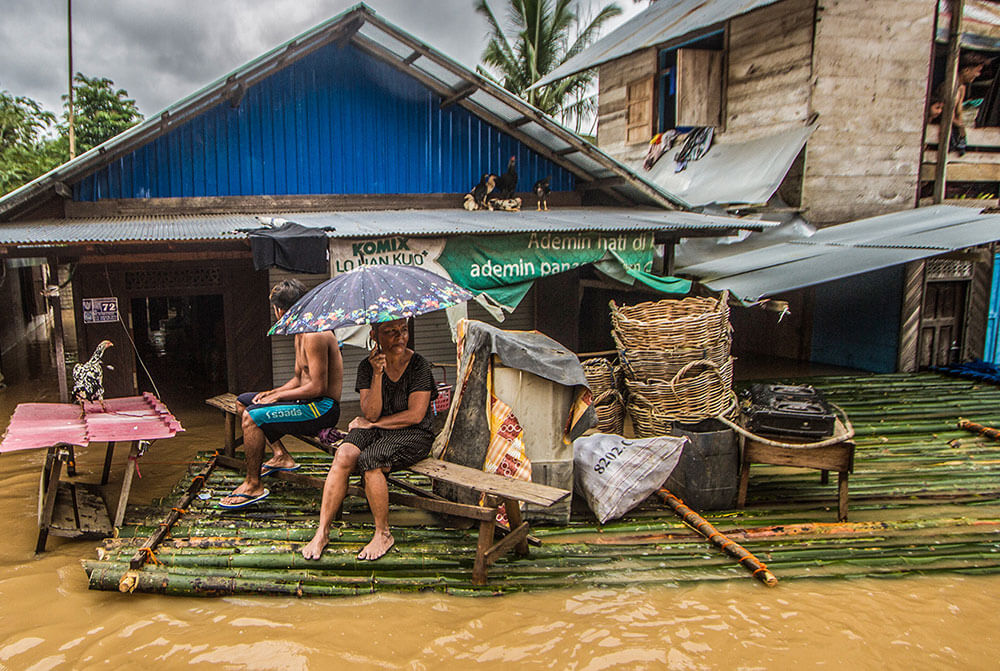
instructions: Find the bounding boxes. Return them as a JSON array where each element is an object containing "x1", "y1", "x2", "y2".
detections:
[{"x1": 295, "y1": 331, "x2": 343, "y2": 401}]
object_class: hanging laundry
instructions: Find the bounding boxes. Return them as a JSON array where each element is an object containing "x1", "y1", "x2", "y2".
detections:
[
  {"x1": 248, "y1": 221, "x2": 331, "y2": 274},
  {"x1": 643, "y1": 130, "x2": 677, "y2": 171},
  {"x1": 674, "y1": 127, "x2": 715, "y2": 173}
]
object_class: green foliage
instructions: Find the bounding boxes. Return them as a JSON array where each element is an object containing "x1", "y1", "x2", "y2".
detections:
[
  {"x1": 0, "y1": 74, "x2": 143, "y2": 196},
  {"x1": 475, "y1": 0, "x2": 621, "y2": 124},
  {"x1": 62, "y1": 73, "x2": 143, "y2": 153},
  {"x1": 0, "y1": 88, "x2": 60, "y2": 194}
]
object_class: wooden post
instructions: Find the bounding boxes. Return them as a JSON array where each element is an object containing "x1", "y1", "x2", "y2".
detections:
[
  {"x1": 503, "y1": 497, "x2": 530, "y2": 557},
  {"x1": 838, "y1": 471, "x2": 850, "y2": 522},
  {"x1": 113, "y1": 441, "x2": 140, "y2": 528},
  {"x1": 36, "y1": 446, "x2": 66, "y2": 553},
  {"x1": 933, "y1": 0, "x2": 966, "y2": 203},
  {"x1": 47, "y1": 258, "x2": 69, "y2": 403},
  {"x1": 100, "y1": 441, "x2": 116, "y2": 485},
  {"x1": 472, "y1": 518, "x2": 495, "y2": 586}
]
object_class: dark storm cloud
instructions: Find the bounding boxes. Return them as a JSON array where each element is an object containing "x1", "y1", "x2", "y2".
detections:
[{"x1": 0, "y1": 0, "x2": 638, "y2": 118}]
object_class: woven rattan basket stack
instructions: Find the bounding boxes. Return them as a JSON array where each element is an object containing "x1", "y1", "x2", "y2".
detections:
[
  {"x1": 611, "y1": 291, "x2": 735, "y2": 437},
  {"x1": 582, "y1": 357, "x2": 625, "y2": 434}
]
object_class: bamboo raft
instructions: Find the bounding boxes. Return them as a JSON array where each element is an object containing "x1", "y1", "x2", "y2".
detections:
[{"x1": 83, "y1": 373, "x2": 1000, "y2": 597}]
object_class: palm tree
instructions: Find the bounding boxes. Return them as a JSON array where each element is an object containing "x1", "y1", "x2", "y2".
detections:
[{"x1": 475, "y1": 0, "x2": 622, "y2": 126}]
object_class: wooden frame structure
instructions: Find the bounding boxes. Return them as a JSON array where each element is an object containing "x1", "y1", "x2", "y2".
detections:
[
  {"x1": 737, "y1": 419, "x2": 856, "y2": 522},
  {"x1": 205, "y1": 393, "x2": 569, "y2": 585}
]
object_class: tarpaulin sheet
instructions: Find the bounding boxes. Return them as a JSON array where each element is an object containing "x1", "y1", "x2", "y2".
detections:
[
  {"x1": 639, "y1": 126, "x2": 814, "y2": 207},
  {"x1": 431, "y1": 320, "x2": 595, "y2": 505},
  {"x1": 0, "y1": 393, "x2": 184, "y2": 453}
]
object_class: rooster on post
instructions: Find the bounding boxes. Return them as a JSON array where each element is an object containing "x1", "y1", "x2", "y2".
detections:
[{"x1": 72, "y1": 340, "x2": 114, "y2": 415}]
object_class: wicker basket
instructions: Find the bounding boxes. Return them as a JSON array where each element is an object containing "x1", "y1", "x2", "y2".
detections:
[
  {"x1": 610, "y1": 291, "x2": 730, "y2": 350},
  {"x1": 624, "y1": 359, "x2": 736, "y2": 423},
  {"x1": 616, "y1": 334, "x2": 730, "y2": 382},
  {"x1": 593, "y1": 389, "x2": 625, "y2": 434},
  {"x1": 627, "y1": 395, "x2": 673, "y2": 438},
  {"x1": 582, "y1": 357, "x2": 618, "y2": 394}
]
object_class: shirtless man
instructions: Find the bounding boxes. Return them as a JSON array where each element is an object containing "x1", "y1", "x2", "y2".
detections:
[{"x1": 220, "y1": 279, "x2": 343, "y2": 509}]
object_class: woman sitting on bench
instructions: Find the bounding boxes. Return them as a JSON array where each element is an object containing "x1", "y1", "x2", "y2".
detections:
[{"x1": 302, "y1": 318, "x2": 437, "y2": 561}]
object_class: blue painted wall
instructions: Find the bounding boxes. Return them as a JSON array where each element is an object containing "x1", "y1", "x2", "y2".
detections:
[
  {"x1": 75, "y1": 44, "x2": 574, "y2": 200},
  {"x1": 809, "y1": 266, "x2": 904, "y2": 373},
  {"x1": 985, "y1": 253, "x2": 1000, "y2": 364}
]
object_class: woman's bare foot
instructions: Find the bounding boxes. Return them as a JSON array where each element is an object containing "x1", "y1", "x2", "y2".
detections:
[
  {"x1": 301, "y1": 529, "x2": 329, "y2": 560},
  {"x1": 358, "y1": 530, "x2": 394, "y2": 560}
]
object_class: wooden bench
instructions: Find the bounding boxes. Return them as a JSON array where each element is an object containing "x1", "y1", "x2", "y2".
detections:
[{"x1": 206, "y1": 393, "x2": 570, "y2": 584}]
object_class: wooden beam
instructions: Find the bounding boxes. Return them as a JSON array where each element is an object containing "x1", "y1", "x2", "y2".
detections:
[
  {"x1": 555, "y1": 146, "x2": 579, "y2": 156},
  {"x1": 922, "y1": 161, "x2": 1000, "y2": 182},
  {"x1": 402, "y1": 50, "x2": 421, "y2": 65},
  {"x1": 439, "y1": 84, "x2": 477, "y2": 109},
  {"x1": 933, "y1": 0, "x2": 965, "y2": 203},
  {"x1": 508, "y1": 116, "x2": 532, "y2": 128}
]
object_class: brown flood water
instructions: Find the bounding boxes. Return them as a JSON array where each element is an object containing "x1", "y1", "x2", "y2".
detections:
[{"x1": 1, "y1": 370, "x2": 999, "y2": 669}]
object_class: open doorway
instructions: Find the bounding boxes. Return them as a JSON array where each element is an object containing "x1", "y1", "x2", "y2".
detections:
[{"x1": 129, "y1": 295, "x2": 227, "y2": 401}]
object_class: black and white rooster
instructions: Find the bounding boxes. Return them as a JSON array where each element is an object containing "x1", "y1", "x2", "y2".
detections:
[{"x1": 72, "y1": 340, "x2": 114, "y2": 414}]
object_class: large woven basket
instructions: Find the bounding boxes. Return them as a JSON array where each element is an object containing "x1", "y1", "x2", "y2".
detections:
[
  {"x1": 627, "y1": 396, "x2": 673, "y2": 438},
  {"x1": 593, "y1": 389, "x2": 625, "y2": 434},
  {"x1": 624, "y1": 359, "x2": 735, "y2": 423},
  {"x1": 610, "y1": 291, "x2": 730, "y2": 349},
  {"x1": 616, "y1": 335, "x2": 730, "y2": 382}
]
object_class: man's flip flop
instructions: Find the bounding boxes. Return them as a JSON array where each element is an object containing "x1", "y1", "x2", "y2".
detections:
[
  {"x1": 218, "y1": 488, "x2": 270, "y2": 509},
  {"x1": 261, "y1": 464, "x2": 301, "y2": 477}
]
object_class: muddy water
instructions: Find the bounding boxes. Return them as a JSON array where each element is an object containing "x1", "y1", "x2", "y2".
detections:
[{"x1": 1, "y1": 377, "x2": 999, "y2": 669}]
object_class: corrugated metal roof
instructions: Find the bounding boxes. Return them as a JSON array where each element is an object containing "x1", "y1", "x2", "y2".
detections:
[
  {"x1": 0, "y1": 4, "x2": 690, "y2": 220},
  {"x1": 0, "y1": 207, "x2": 773, "y2": 246},
  {"x1": 677, "y1": 205, "x2": 1000, "y2": 302},
  {"x1": 532, "y1": 0, "x2": 779, "y2": 89}
]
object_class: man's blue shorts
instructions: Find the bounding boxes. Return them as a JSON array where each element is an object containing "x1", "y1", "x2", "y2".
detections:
[{"x1": 237, "y1": 392, "x2": 341, "y2": 443}]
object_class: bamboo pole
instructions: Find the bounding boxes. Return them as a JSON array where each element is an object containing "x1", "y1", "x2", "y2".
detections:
[
  {"x1": 657, "y1": 489, "x2": 778, "y2": 587},
  {"x1": 934, "y1": 0, "x2": 966, "y2": 203},
  {"x1": 957, "y1": 418, "x2": 1000, "y2": 441},
  {"x1": 126, "y1": 454, "x2": 218, "y2": 573}
]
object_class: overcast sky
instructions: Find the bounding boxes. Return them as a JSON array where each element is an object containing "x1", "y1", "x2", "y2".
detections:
[{"x1": 0, "y1": 0, "x2": 644, "y2": 119}]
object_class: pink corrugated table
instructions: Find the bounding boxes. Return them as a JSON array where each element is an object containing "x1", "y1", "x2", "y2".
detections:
[{"x1": 0, "y1": 393, "x2": 184, "y2": 552}]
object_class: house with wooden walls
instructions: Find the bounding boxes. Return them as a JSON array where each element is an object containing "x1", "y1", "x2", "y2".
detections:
[
  {"x1": 0, "y1": 4, "x2": 761, "y2": 402},
  {"x1": 534, "y1": 0, "x2": 1000, "y2": 374}
]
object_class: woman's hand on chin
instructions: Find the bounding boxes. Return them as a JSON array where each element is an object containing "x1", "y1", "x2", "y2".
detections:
[{"x1": 349, "y1": 416, "x2": 374, "y2": 431}]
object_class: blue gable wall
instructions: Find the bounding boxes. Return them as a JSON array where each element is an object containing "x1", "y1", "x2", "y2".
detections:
[
  {"x1": 75, "y1": 45, "x2": 575, "y2": 200},
  {"x1": 809, "y1": 266, "x2": 903, "y2": 373}
]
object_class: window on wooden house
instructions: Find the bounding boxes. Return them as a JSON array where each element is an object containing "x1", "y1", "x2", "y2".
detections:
[{"x1": 657, "y1": 31, "x2": 725, "y2": 133}]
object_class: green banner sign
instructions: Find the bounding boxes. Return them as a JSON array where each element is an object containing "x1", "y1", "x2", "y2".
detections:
[{"x1": 437, "y1": 231, "x2": 648, "y2": 299}]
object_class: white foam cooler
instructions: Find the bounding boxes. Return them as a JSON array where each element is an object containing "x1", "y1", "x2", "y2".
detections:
[{"x1": 492, "y1": 359, "x2": 574, "y2": 524}]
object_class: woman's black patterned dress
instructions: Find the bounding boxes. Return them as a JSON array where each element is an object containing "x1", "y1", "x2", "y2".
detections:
[{"x1": 346, "y1": 352, "x2": 438, "y2": 472}]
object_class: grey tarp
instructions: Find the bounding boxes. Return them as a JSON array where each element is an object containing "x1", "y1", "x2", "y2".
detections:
[{"x1": 432, "y1": 320, "x2": 595, "y2": 504}]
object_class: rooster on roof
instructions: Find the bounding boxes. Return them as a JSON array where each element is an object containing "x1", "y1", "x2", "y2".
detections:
[{"x1": 72, "y1": 340, "x2": 114, "y2": 414}]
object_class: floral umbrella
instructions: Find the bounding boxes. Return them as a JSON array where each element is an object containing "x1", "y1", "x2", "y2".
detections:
[{"x1": 269, "y1": 265, "x2": 475, "y2": 335}]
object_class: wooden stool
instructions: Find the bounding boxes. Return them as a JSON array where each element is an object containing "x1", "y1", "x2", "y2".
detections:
[{"x1": 737, "y1": 419, "x2": 855, "y2": 521}]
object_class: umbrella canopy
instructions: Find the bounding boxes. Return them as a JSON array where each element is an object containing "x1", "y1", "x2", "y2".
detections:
[{"x1": 269, "y1": 265, "x2": 475, "y2": 335}]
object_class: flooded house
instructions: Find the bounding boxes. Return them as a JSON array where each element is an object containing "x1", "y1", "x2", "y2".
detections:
[
  {"x1": 535, "y1": 0, "x2": 1000, "y2": 373},
  {"x1": 0, "y1": 5, "x2": 763, "y2": 403}
]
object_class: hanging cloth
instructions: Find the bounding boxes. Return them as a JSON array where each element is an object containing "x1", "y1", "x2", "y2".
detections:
[{"x1": 248, "y1": 221, "x2": 330, "y2": 274}]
